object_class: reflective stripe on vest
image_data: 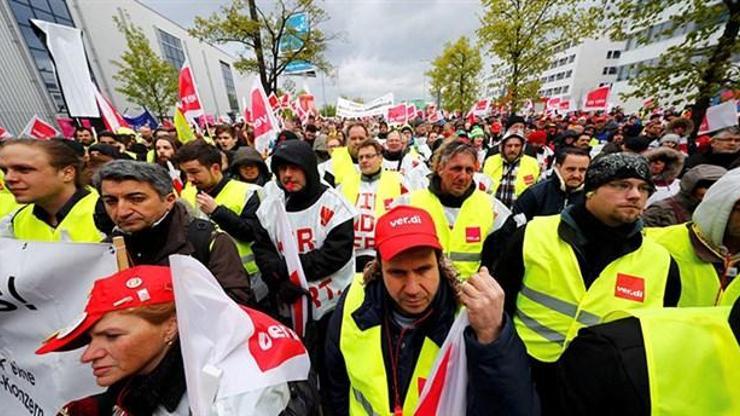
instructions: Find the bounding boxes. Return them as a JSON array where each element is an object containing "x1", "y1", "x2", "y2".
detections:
[
  {"x1": 409, "y1": 189, "x2": 494, "y2": 279},
  {"x1": 516, "y1": 214, "x2": 670, "y2": 362},
  {"x1": 647, "y1": 223, "x2": 740, "y2": 307},
  {"x1": 11, "y1": 190, "x2": 103, "y2": 242},
  {"x1": 482, "y1": 154, "x2": 540, "y2": 196},
  {"x1": 339, "y1": 275, "x2": 440, "y2": 416},
  {"x1": 181, "y1": 179, "x2": 261, "y2": 275},
  {"x1": 340, "y1": 170, "x2": 403, "y2": 218},
  {"x1": 623, "y1": 307, "x2": 740, "y2": 415}
]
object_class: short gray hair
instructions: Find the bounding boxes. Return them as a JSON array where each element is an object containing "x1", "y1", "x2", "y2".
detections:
[
  {"x1": 94, "y1": 160, "x2": 173, "y2": 197},
  {"x1": 714, "y1": 126, "x2": 740, "y2": 139}
]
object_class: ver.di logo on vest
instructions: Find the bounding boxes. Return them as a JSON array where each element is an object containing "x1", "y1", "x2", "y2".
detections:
[{"x1": 614, "y1": 273, "x2": 645, "y2": 302}]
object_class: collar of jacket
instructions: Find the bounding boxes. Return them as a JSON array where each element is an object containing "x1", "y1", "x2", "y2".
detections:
[
  {"x1": 383, "y1": 148, "x2": 407, "y2": 162},
  {"x1": 109, "y1": 339, "x2": 186, "y2": 414},
  {"x1": 206, "y1": 176, "x2": 230, "y2": 197},
  {"x1": 688, "y1": 222, "x2": 740, "y2": 264},
  {"x1": 427, "y1": 174, "x2": 476, "y2": 208},
  {"x1": 361, "y1": 169, "x2": 382, "y2": 182},
  {"x1": 114, "y1": 202, "x2": 193, "y2": 263},
  {"x1": 351, "y1": 275, "x2": 457, "y2": 346}
]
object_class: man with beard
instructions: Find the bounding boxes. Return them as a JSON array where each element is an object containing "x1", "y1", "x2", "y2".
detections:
[
  {"x1": 492, "y1": 152, "x2": 682, "y2": 413},
  {"x1": 395, "y1": 140, "x2": 511, "y2": 279},
  {"x1": 483, "y1": 130, "x2": 541, "y2": 208}
]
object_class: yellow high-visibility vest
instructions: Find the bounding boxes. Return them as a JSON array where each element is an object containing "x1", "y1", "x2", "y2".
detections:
[
  {"x1": 11, "y1": 189, "x2": 103, "y2": 242},
  {"x1": 340, "y1": 170, "x2": 403, "y2": 218},
  {"x1": 482, "y1": 154, "x2": 540, "y2": 196}
]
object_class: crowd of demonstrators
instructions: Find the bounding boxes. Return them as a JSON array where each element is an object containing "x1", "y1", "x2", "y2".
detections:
[{"x1": 1, "y1": 98, "x2": 739, "y2": 415}]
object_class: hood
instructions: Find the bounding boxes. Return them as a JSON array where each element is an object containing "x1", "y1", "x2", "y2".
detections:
[
  {"x1": 692, "y1": 167, "x2": 740, "y2": 248},
  {"x1": 229, "y1": 146, "x2": 271, "y2": 185},
  {"x1": 679, "y1": 164, "x2": 727, "y2": 194},
  {"x1": 270, "y1": 140, "x2": 323, "y2": 210},
  {"x1": 644, "y1": 147, "x2": 685, "y2": 182}
]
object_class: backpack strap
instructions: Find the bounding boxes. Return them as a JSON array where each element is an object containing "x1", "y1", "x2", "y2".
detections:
[{"x1": 186, "y1": 218, "x2": 217, "y2": 265}]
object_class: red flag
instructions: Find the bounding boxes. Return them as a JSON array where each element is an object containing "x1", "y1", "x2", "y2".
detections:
[
  {"x1": 55, "y1": 117, "x2": 76, "y2": 138},
  {"x1": 280, "y1": 92, "x2": 292, "y2": 109},
  {"x1": 546, "y1": 97, "x2": 561, "y2": 111},
  {"x1": 94, "y1": 87, "x2": 129, "y2": 131},
  {"x1": 387, "y1": 103, "x2": 407, "y2": 124},
  {"x1": 559, "y1": 99, "x2": 571, "y2": 111},
  {"x1": 0, "y1": 125, "x2": 12, "y2": 139},
  {"x1": 582, "y1": 86, "x2": 610, "y2": 111},
  {"x1": 407, "y1": 104, "x2": 417, "y2": 121},
  {"x1": 21, "y1": 115, "x2": 59, "y2": 139},
  {"x1": 268, "y1": 92, "x2": 280, "y2": 111},
  {"x1": 178, "y1": 61, "x2": 204, "y2": 120},
  {"x1": 250, "y1": 79, "x2": 279, "y2": 154}
]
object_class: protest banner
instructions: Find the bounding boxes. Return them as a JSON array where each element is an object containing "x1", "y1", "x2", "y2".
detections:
[
  {"x1": 387, "y1": 103, "x2": 408, "y2": 124},
  {"x1": 250, "y1": 79, "x2": 281, "y2": 155},
  {"x1": 0, "y1": 238, "x2": 117, "y2": 416},
  {"x1": 94, "y1": 86, "x2": 130, "y2": 132},
  {"x1": 171, "y1": 254, "x2": 310, "y2": 415},
  {"x1": 179, "y1": 60, "x2": 205, "y2": 121},
  {"x1": 582, "y1": 86, "x2": 610, "y2": 111},
  {"x1": 20, "y1": 115, "x2": 59, "y2": 139},
  {"x1": 336, "y1": 93, "x2": 394, "y2": 118}
]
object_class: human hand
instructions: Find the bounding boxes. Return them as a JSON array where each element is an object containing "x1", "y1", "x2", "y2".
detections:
[
  {"x1": 459, "y1": 266, "x2": 505, "y2": 344},
  {"x1": 196, "y1": 192, "x2": 218, "y2": 215}
]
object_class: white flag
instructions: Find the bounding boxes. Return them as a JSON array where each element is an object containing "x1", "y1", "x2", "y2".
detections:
[
  {"x1": 0, "y1": 238, "x2": 116, "y2": 416},
  {"x1": 698, "y1": 100, "x2": 738, "y2": 135},
  {"x1": 30, "y1": 20, "x2": 99, "y2": 117},
  {"x1": 169, "y1": 254, "x2": 310, "y2": 416},
  {"x1": 414, "y1": 311, "x2": 470, "y2": 416}
]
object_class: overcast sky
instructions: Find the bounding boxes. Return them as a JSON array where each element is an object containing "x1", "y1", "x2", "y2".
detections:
[{"x1": 141, "y1": 0, "x2": 485, "y2": 107}]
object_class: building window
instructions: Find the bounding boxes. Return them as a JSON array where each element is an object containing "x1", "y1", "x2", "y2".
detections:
[
  {"x1": 556, "y1": 72, "x2": 565, "y2": 80},
  {"x1": 554, "y1": 86, "x2": 562, "y2": 94},
  {"x1": 607, "y1": 51, "x2": 612, "y2": 59},
  {"x1": 562, "y1": 85, "x2": 569, "y2": 94},
  {"x1": 157, "y1": 28, "x2": 186, "y2": 69},
  {"x1": 568, "y1": 54, "x2": 575, "y2": 63},
  {"x1": 602, "y1": 67, "x2": 609, "y2": 75},
  {"x1": 220, "y1": 61, "x2": 239, "y2": 112},
  {"x1": 611, "y1": 50, "x2": 621, "y2": 59},
  {"x1": 565, "y1": 70, "x2": 572, "y2": 78},
  {"x1": 608, "y1": 66, "x2": 617, "y2": 75},
  {"x1": 8, "y1": 0, "x2": 76, "y2": 112}
]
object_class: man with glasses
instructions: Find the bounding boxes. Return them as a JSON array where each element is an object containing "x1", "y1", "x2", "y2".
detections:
[
  {"x1": 685, "y1": 126, "x2": 740, "y2": 171},
  {"x1": 340, "y1": 139, "x2": 406, "y2": 271},
  {"x1": 395, "y1": 140, "x2": 511, "y2": 279},
  {"x1": 492, "y1": 152, "x2": 682, "y2": 413}
]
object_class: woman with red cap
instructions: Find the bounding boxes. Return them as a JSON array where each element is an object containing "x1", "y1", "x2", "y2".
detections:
[{"x1": 37, "y1": 265, "x2": 316, "y2": 416}]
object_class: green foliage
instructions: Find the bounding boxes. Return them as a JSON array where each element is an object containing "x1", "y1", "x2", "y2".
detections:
[
  {"x1": 477, "y1": 0, "x2": 601, "y2": 111},
  {"x1": 111, "y1": 14, "x2": 178, "y2": 119},
  {"x1": 189, "y1": 0, "x2": 334, "y2": 95},
  {"x1": 606, "y1": 0, "x2": 739, "y2": 111},
  {"x1": 425, "y1": 36, "x2": 483, "y2": 112},
  {"x1": 320, "y1": 103, "x2": 336, "y2": 117}
]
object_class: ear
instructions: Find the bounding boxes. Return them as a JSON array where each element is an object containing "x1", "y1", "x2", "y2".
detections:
[
  {"x1": 60, "y1": 165, "x2": 76, "y2": 184},
  {"x1": 210, "y1": 163, "x2": 222, "y2": 175},
  {"x1": 163, "y1": 315, "x2": 178, "y2": 342},
  {"x1": 164, "y1": 192, "x2": 177, "y2": 207}
]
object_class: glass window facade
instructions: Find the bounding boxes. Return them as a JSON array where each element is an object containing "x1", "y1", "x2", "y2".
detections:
[
  {"x1": 220, "y1": 61, "x2": 239, "y2": 112},
  {"x1": 157, "y1": 28, "x2": 185, "y2": 69},
  {"x1": 8, "y1": 0, "x2": 75, "y2": 112}
]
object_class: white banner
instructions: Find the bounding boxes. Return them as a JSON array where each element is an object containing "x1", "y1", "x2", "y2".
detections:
[
  {"x1": 698, "y1": 100, "x2": 738, "y2": 135},
  {"x1": 31, "y1": 20, "x2": 99, "y2": 117},
  {"x1": 336, "y1": 93, "x2": 394, "y2": 118},
  {"x1": 0, "y1": 238, "x2": 117, "y2": 416}
]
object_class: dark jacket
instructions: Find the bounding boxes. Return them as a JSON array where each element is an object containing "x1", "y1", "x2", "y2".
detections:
[
  {"x1": 512, "y1": 172, "x2": 585, "y2": 221},
  {"x1": 251, "y1": 140, "x2": 354, "y2": 300},
  {"x1": 207, "y1": 176, "x2": 261, "y2": 243},
  {"x1": 491, "y1": 202, "x2": 681, "y2": 414},
  {"x1": 557, "y1": 299, "x2": 740, "y2": 416},
  {"x1": 684, "y1": 148, "x2": 740, "y2": 172},
  {"x1": 57, "y1": 340, "x2": 319, "y2": 416},
  {"x1": 324, "y1": 274, "x2": 540, "y2": 416},
  {"x1": 108, "y1": 201, "x2": 253, "y2": 305},
  {"x1": 642, "y1": 164, "x2": 727, "y2": 227},
  {"x1": 229, "y1": 146, "x2": 272, "y2": 186}
]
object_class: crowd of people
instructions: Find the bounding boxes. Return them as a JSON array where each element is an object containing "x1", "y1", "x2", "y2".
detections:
[{"x1": 1, "y1": 104, "x2": 739, "y2": 415}]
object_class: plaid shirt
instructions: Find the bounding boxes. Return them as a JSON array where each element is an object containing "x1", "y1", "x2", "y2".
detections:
[{"x1": 495, "y1": 158, "x2": 521, "y2": 208}]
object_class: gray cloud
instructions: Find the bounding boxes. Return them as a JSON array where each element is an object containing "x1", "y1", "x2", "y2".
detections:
[{"x1": 142, "y1": 0, "x2": 483, "y2": 106}]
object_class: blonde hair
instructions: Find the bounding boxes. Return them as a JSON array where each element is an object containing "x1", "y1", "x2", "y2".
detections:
[{"x1": 121, "y1": 302, "x2": 176, "y2": 325}]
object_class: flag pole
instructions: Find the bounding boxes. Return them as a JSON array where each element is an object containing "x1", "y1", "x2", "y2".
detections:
[{"x1": 112, "y1": 236, "x2": 130, "y2": 271}]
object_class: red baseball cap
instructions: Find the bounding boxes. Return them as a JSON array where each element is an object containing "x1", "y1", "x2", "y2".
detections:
[
  {"x1": 374, "y1": 205, "x2": 442, "y2": 261},
  {"x1": 36, "y1": 265, "x2": 174, "y2": 355}
]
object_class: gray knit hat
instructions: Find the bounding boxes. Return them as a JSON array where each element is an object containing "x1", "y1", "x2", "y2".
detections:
[{"x1": 585, "y1": 152, "x2": 654, "y2": 193}]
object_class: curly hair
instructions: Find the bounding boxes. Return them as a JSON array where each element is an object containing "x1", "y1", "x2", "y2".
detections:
[{"x1": 361, "y1": 251, "x2": 463, "y2": 305}]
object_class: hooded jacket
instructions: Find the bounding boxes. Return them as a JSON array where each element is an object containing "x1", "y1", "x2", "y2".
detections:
[
  {"x1": 229, "y1": 146, "x2": 271, "y2": 186},
  {"x1": 643, "y1": 164, "x2": 727, "y2": 227},
  {"x1": 644, "y1": 147, "x2": 684, "y2": 206},
  {"x1": 691, "y1": 167, "x2": 740, "y2": 260},
  {"x1": 251, "y1": 140, "x2": 354, "y2": 300}
]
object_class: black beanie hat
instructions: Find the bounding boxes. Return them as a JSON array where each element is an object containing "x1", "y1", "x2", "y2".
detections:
[{"x1": 585, "y1": 152, "x2": 654, "y2": 193}]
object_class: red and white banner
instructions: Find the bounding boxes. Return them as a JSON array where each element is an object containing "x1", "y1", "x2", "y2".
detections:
[
  {"x1": 94, "y1": 86, "x2": 129, "y2": 132},
  {"x1": 546, "y1": 97, "x2": 561, "y2": 111},
  {"x1": 178, "y1": 61, "x2": 204, "y2": 121},
  {"x1": 21, "y1": 115, "x2": 59, "y2": 139},
  {"x1": 414, "y1": 311, "x2": 470, "y2": 415},
  {"x1": 280, "y1": 92, "x2": 292, "y2": 109},
  {"x1": 1, "y1": 125, "x2": 13, "y2": 139},
  {"x1": 166, "y1": 160, "x2": 184, "y2": 195},
  {"x1": 471, "y1": 99, "x2": 491, "y2": 116},
  {"x1": 698, "y1": 100, "x2": 738, "y2": 135},
  {"x1": 250, "y1": 78, "x2": 281, "y2": 154},
  {"x1": 170, "y1": 254, "x2": 310, "y2": 415},
  {"x1": 559, "y1": 99, "x2": 571, "y2": 111},
  {"x1": 387, "y1": 103, "x2": 407, "y2": 124},
  {"x1": 407, "y1": 104, "x2": 417, "y2": 121},
  {"x1": 255, "y1": 196, "x2": 311, "y2": 338},
  {"x1": 268, "y1": 92, "x2": 280, "y2": 111},
  {"x1": 582, "y1": 86, "x2": 610, "y2": 111}
]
